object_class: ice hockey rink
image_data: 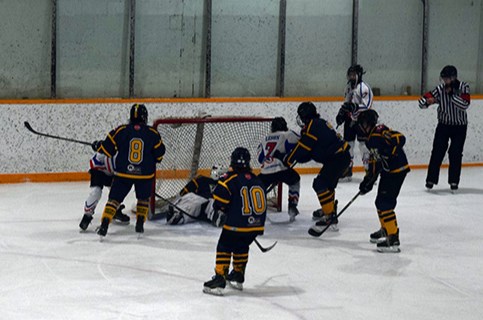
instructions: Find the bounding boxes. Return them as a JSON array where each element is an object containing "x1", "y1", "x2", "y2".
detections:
[{"x1": 1, "y1": 167, "x2": 482, "y2": 320}]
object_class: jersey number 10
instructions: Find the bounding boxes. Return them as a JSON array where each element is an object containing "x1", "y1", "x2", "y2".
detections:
[{"x1": 240, "y1": 186, "x2": 266, "y2": 216}]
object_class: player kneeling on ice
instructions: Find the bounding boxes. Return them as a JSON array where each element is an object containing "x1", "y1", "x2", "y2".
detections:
[
  {"x1": 203, "y1": 147, "x2": 267, "y2": 296},
  {"x1": 356, "y1": 109, "x2": 410, "y2": 253},
  {"x1": 79, "y1": 142, "x2": 130, "y2": 231},
  {"x1": 163, "y1": 165, "x2": 228, "y2": 225},
  {"x1": 257, "y1": 117, "x2": 301, "y2": 222}
]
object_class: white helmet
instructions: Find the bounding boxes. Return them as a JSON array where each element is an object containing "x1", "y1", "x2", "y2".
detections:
[{"x1": 211, "y1": 164, "x2": 227, "y2": 180}]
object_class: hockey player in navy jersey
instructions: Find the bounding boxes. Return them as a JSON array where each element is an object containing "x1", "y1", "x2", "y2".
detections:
[
  {"x1": 96, "y1": 104, "x2": 165, "y2": 238},
  {"x1": 336, "y1": 65, "x2": 374, "y2": 179},
  {"x1": 257, "y1": 117, "x2": 300, "y2": 221},
  {"x1": 275, "y1": 102, "x2": 351, "y2": 234},
  {"x1": 78, "y1": 142, "x2": 130, "y2": 231},
  {"x1": 203, "y1": 147, "x2": 267, "y2": 295},
  {"x1": 356, "y1": 109, "x2": 409, "y2": 253}
]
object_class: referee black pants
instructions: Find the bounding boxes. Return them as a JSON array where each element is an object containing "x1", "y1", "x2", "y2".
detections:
[{"x1": 426, "y1": 123, "x2": 467, "y2": 186}]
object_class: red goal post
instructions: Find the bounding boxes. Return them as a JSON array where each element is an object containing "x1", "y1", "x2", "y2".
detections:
[{"x1": 151, "y1": 115, "x2": 283, "y2": 217}]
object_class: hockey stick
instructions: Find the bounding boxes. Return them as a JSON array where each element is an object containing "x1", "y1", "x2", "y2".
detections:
[
  {"x1": 154, "y1": 192, "x2": 200, "y2": 220},
  {"x1": 155, "y1": 192, "x2": 277, "y2": 253},
  {"x1": 308, "y1": 191, "x2": 361, "y2": 237},
  {"x1": 253, "y1": 238, "x2": 277, "y2": 252},
  {"x1": 24, "y1": 121, "x2": 92, "y2": 146}
]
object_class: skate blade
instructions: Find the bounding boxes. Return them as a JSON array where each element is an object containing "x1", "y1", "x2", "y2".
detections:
[
  {"x1": 113, "y1": 220, "x2": 130, "y2": 226},
  {"x1": 136, "y1": 233, "x2": 144, "y2": 240},
  {"x1": 377, "y1": 246, "x2": 401, "y2": 253},
  {"x1": 329, "y1": 224, "x2": 339, "y2": 232},
  {"x1": 202, "y1": 286, "x2": 224, "y2": 296},
  {"x1": 370, "y1": 237, "x2": 386, "y2": 244},
  {"x1": 228, "y1": 281, "x2": 243, "y2": 291}
]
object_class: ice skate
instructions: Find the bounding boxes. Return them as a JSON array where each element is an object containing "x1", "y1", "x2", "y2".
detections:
[
  {"x1": 377, "y1": 233, "x2": 400, "y2": 253},
  {"x1": 79, "y1": 214, "x2": 93, "y2": 231},
  {"x1": 370, "y1": 228, "x2": 386, "y2": 244},
  {"x1": 450, "y1": 183, "x2": 458, "y2": 193},
  {"x1": 226, "y1": 270, "x2": 244, "y2": 291},
  {"x1": 308, "y1": 212, "x2": 338, "y2": 237},
  {"x1": 288, "y1": 205, "x2": 299, "y2": 222},
  {"x1": 113, "y1": 205, "x2": 130, "y2": 225},
  {"x1": 97, "y1": 217, "x2": 109, "y2": 239},
  {"x1": 203, "y1": 274, "x2": 226, "y2": 296},
  {"x1": 425, "y1": 181, "x2": 434, "y2": 190},
  {"x1": 135, "y1": 215, "x2": 144, "y2": 238}
]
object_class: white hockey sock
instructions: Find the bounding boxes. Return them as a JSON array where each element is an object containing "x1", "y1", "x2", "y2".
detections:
[{"x1": 84, "y1": 186, "x2": 102, "y2": 215}]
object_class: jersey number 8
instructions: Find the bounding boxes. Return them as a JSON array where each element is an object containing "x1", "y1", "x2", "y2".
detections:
[{"x1": 129, "y1": 138, "x2": 144, "y2": 164}]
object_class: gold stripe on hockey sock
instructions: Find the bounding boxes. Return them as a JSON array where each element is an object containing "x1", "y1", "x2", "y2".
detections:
[
  {"x1": 101, "y1": 199, "x2": 120, "y2": 222},
  {"x1": 215, "y1": 252, "x2": 231, "y2": 276},
  {"x1": 232, "y1": 253, "x2": 248, "y2": 273},
  {"x1": 136, "y1": 199, "x2": 150, "y2": 222},
  {"x1": 317, "y1": 190, "x2": 335, "y2": 214},
  {"x1": 378, "y1": 209, "x2": 398, "y2": 235}
]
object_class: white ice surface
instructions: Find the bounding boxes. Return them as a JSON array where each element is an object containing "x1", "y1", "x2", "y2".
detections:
[{"x1": 1, "y1": 168, "x2": 482, "y2": 320}]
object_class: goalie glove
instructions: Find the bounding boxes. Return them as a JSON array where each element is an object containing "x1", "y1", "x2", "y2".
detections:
[
  {"x1": 341, "y1": 102, "x2": 359, "y2": 113},
  {"x1": 336, "y1": 108, "x2": 347, "y2": 126}
]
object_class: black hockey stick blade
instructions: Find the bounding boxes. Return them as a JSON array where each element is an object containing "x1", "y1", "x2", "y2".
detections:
[
  {"x1": 308, "y1": 191, "x2": 361, "y2": 237},
  {"x1": 24, "y1": 121, "x2": 92, "y2": 146},
  {"x1": 254, "y1": 238, "x2": 277, "y2": 253}
]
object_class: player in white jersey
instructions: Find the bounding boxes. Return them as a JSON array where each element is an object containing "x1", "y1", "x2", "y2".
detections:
[
  {"x1": 336, "y1": 64, "x2": 374, "y2": 179},
  {"x1": 78, "y1": 141, "x2": 130, "y2": 231},
  {"x1": 256, "y1": 117, "x2": 301, "y2": 222}
]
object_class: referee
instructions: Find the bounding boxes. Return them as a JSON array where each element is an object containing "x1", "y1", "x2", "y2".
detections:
[{"x1": 418, "y1": 65, "x2": 471, "y2": 191}]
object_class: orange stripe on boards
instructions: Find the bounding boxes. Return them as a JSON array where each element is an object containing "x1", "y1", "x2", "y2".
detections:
[
  {"x1": 0, "y1": 172, "x2": 90, "y2": 183},
  {"x1": 1, "y1": 95, "x2": 482, "y2": 105},
  {"x1": 1, "y1": 163, "x2": 482, "y2": 184}
]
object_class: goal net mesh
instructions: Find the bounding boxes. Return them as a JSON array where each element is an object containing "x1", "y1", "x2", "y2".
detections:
[{"x1": 151, "y1": 116, "x2": 282, "y2": 217}]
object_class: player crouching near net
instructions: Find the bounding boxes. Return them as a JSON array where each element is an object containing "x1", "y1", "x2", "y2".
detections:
[
  {"x1": 257, "y1": 117, "x2": 301, "y2": 222},
  {"x1": 203, "y1": 147, "x2": 267, "y2": 295},
  {"x1": 356, "y1": 110, "x2": 410, "y2": 253},
  {"x1": 163, "y1": 165, "x2": 228, "y2": 225},
  {"x1": 78, "y1": 142, "x2": 130, "y2": 231},
  {"x1": 274, "y1": 102, "x2": 351, "y2": 234}
]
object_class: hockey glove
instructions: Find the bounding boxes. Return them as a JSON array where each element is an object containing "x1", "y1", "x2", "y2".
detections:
[
  {"x1": 336, "y1": 109, "x2": 347, "y2": 126},
  {"x1": 272, "y1": 150, "x2": 285, "y2": 162},
  {"x1": 359, "y1": 175, "x2": 376, "y2": 195},
  {"x1": 210, "y1": 209, "x2": 226, "y2": 227},
  {"x1": 341, "y1": 102, "x2": 359, "y2": 113},
  {"x1": 91, "y1": 140, "x2": 102, "y2": 152}
]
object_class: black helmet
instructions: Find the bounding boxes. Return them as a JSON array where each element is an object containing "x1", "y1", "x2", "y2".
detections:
[
  {"x1": 130, "y1": 104, "x2": 148, "y2": 124},
  {"x1": 230, "y1": 147, "x2": 251, "y2": 170},
  {"x1": 347, "y1": 64, "x2": 365, "y2": 87},
  {"x1": 271, "y1": 117, "x2": 288, "y2": 132},
  {"x1": 297, "y1": 102, "x2": 318, "y2": 127},
  {"x1": 357, "y1": 109, "x2": 379, "y2": 135},
  {"x1": 440, "y1": 65, "x2": 457, "y2": 78}
]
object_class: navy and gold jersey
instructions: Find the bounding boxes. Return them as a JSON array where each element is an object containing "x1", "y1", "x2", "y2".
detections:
[
  {"x1": 365, "y1": 124, "x2": 410, "y2": 175},
  {"x1": 213, "y1": 171, "x2": 267, "y2": 234},
  {"x1": 180, "y1": 175, "x2": 217, "y2": 199},
  {"x1": 99, "y1": 123, "x2": 165, "y2": 179},
  {"x1": 285, "y1": 117, "x2": 348, "y2": 166}
]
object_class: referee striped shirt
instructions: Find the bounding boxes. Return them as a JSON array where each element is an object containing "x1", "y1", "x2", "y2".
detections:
[{"x1": 420, "y1": 82, "x2": 471, "y2": 125}]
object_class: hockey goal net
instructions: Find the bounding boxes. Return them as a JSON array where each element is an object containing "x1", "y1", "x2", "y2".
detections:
[{"x1": 150, "y1": 115, "x2": 282, "y2": 217}]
